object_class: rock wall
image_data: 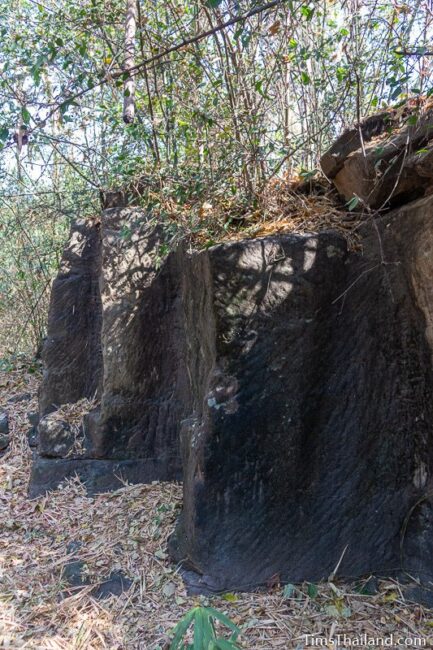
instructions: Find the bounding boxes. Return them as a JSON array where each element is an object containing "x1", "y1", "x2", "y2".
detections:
[
  {"x1": 170, "y1": 197, "x2": 433, "y2": 592},
  {"x1": 30, "y1": 210, "x2": 187, "y2": 495},
  {"x1": 31, "y1": 144, "x2": 433, "y2": 592},
  {"x1": 39, "y1": 219, "x2": 103, "y2": 415}
]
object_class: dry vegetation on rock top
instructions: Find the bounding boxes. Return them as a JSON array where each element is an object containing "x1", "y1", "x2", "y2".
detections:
[
  {"x1": 1, "y1": 364, "x2": 432, "y2": 649},
  {"x1": 137, "y1": 174, "x2": 363, "y2": 254}
]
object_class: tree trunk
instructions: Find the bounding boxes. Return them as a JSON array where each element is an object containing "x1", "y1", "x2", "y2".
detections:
[{"x1": 123, "y1": 0, "x2": 137, "y2": 124}]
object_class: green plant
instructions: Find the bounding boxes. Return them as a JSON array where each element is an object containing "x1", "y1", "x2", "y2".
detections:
[{"x1": 170, "y1": 606, "x2": 241, "y2": 650}]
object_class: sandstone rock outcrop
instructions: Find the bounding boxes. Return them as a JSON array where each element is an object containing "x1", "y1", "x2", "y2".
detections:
[
  {"x1": 31, "y1": 142, "x2": 433, "y2": 593},
  {"x1": 170, "y1": 196, "x2": 433, "y2": 592},
  {"x1": 39, "y1": 219, "x2": 102, "y2": 415},
  {"x1": 0, "y1": 412, "x2": 10, "y2": 451},
  {"x1": 320, "y1": 106, "x2": 433, "y2": 210},
  {"x1": 30, "y1": 210, "x2": 186, "y2": 495}
]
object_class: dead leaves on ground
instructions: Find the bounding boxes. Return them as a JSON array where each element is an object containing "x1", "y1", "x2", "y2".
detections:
[{"x1": 0, "y1": 366, "x2": 432, "y2": 649}]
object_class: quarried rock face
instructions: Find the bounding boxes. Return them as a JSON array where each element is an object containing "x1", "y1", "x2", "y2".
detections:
[
  {"x1": 31, "y1": 190, "x2": 433, "y2": 594},
  {"x1": 30, "y1": 210, "x2": 186, "y2": 495},
  {"x1": 39, "y1": 219, "x2": 102, "y2": 416},
  {"x1": 170, "y1": 197, "x2": 433, "y2": 592},
  {"x1": 320, "y1": 107, "x2": 433, "y2": 210},
  {"x1": 87, "y1": 209, "x2": 191, "y2": 463}
]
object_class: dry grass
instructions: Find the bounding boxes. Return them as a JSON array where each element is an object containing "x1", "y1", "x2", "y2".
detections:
[
  {"x1": 186, "y1": 176, "x2": 363, "y2": 252},
  {"x1": 1, "y1": 365, "x2": 433, "y2": 649}
]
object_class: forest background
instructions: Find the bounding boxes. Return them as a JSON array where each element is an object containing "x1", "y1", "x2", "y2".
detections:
[{"x1": 0, "y1": 0, "x2": 431, "y2": 356}]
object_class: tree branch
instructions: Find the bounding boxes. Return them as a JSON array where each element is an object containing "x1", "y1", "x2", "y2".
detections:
[{"x1": 26, "y1": 0, "x2": 290, "y2": 136}]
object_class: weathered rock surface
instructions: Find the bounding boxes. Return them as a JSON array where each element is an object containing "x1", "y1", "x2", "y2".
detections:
[
  {"x1": 30, "y1": 210, "x2": 186, "y2": 495},
  {"x1": 170, "y1": 195, "x2": 433, "y2": 592},
  {"x1": 0, "y1": 412, "x2": 10, "y2": 451},
  {"x1": 38, "y1": 416, "x2": 76, "y2": 458},
  {"x1": 61, "y1": 541, "x2": 132, "y2": 599},
  {"x1": 30, "y1": 457, "x2": 179, "y2": 496},
  {"x1": 85, "y1": 209, "x2": 191, "y2": 463},
  {"x1": 8, "y1": 392, "x2": 31, "y2": 404},
  {"x1": 26, "y1": 411, "x2": 39, "y2": 448},
  {"x1": 0, "y1": 411, "x2": 9, "y2": 434},
  {"x1": 321, "y1": 107, "x2": 433, "y2": 209},
  {"x1": 39, "y1": 219, "x2": 102, "y2": 416},
  {"x1": 32, "y1": 188, "x2": 433, "y2": 593},
  {"x1": 0, "y1": 433, "x2": 10, "y2": 451}
]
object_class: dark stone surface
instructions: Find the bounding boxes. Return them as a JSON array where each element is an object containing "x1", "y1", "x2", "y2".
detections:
[
  {"x1": 86, "y1": 209, "x2": 191, "y2": 467},
  {"x1": 61, "y1": 541, "x2": 132, "y2": 599},
  {"x1": 29, "y1": 457, "x2": 181, "y2": 497},
  {"x1": 28, "y1": 411, "x2": 39, "y2": 428},
  {"x1": 31, "y1": 197, "x2": 433, "y2": 595},
  {"x1": 0, "y1": 412, "x2": 9, "y2": 434},
  {"x1": 91, "y1": 572, "x2": 132, "y2": 600},
  {"x1": 355, "y1": 577, "x2": 379, "y2": 596},
  {"x1": 404, "y1": 585, "x2": 433, "y2": 608},
  {"x1": 30, "y1": 211, "x2": 186, "y2": 495},
  {"x1": 0, "y1": 433, "x2": 10, "y2": 451},
  {"x1": 27, "y1": 411, "x2": 39, "y2": 448},
  {"x1": 8, "y1": 392, "x2": 31, "y2": 404},
  {"x1": 38, "y1": 416, "x2": 76, "y2": 458},
  {"x1": 62, "y1": 559, "x2": 87, "y2": 588},
  {"x1": 170, "y1": 198, "x2": 433, "y2": 593},
  {"x1": 39, "y1": 219, "x2": 103, "y2": 416}
]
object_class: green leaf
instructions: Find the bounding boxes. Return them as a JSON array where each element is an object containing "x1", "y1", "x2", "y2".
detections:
[
  {"x1": 205, "y1": 612, "x2": 220, "y2": 648},
  {"x1": 221, "y1": 592, "x2": 238, "y2": 602},
  {"x1": 169, "y1": 607, "x2": 240, "y2": 650},
  {"x1": 0, "y1": 127, "x2": 8, "y2": 142},
  {"x1": 60, "y1": 99, "x2": 79, "y2": 117},
  {"x1": 307, "y1": 583, "x2": 318, "y2": 599},
  {"x1": 300, "y1": 71, "x2": 311, "y2": 85},
  {"x1": 170, "y1": 609, "x2": 196, "y2": 649},
  {"x1": 299, "y1": 168, "x2": 318, "y2": 181},
  {"x1": 346, "y1": 196, "x2": 360, "y2": 211},
  {"x1": 204, "y1": 607, "x2": 240, "y2": 637},
  {"x1": 193, "y1": 609, "x2": 205, "y2": 650},
  {"x1": 336, "y1": 67, "x2": 347, "y2": 83},
  {"x1": 206, "y1": 0, "x2": 224, "y2": 6},
  {"x1": 301, "y1": 5, "x2": 314, "y2": 20},
  {"x1": 390, "y1": 85, "x2": 402, "y2": 100},
  {"x1": 21, "y1": 107, "x2": 31, "y2": 125},
  {"x1": 254, "y1": 80, "x2": 270, "y2": 99},
  {"x1": 241, "y1": 30, "x2": 251, "y2": 47},
  {"x1": 282, "y1": 583, "x2": 295, "y2": 598}
]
